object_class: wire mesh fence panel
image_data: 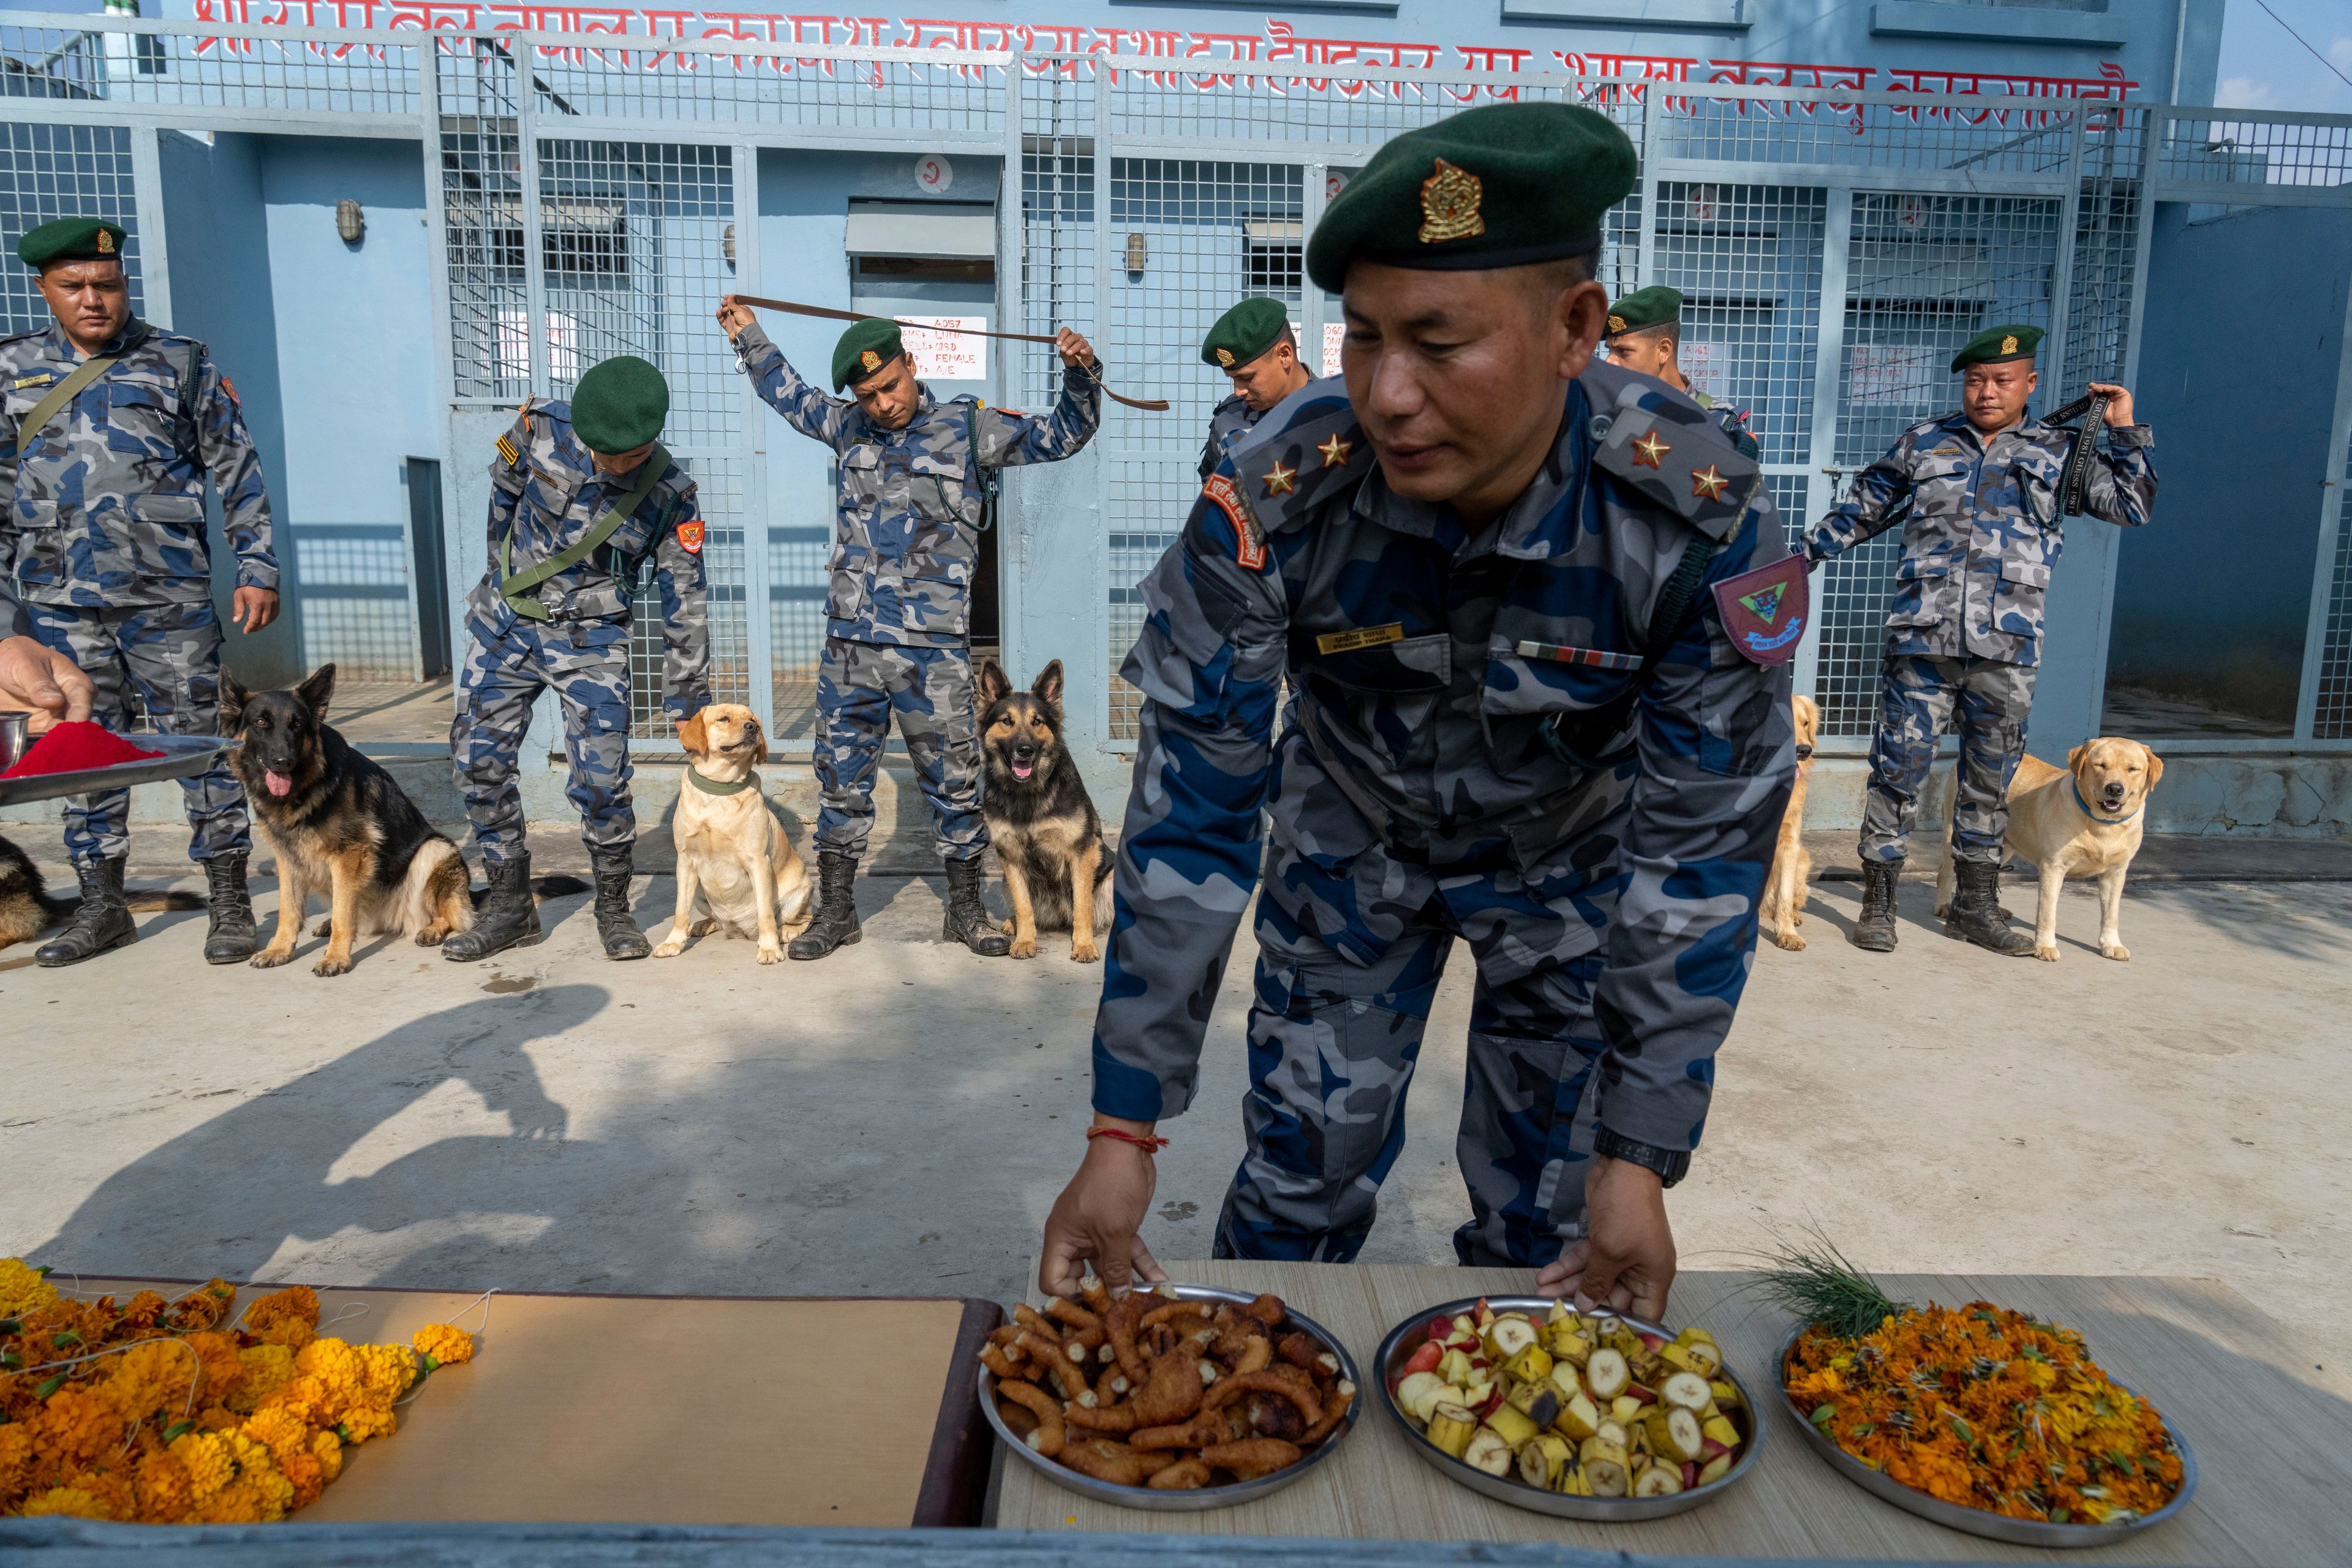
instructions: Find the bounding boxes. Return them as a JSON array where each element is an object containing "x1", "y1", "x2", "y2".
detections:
[
  {"x1": 2315, "y1": 427, "x2": 2352, "y2": 740},
  {"x1": 0, "y1": 122, "x2": 141, "y2": 334},
  {"x1": 2059, "y1": 107, "x2": 2146, "y2": 392},
  {"x1": 0, "y1": 21, "x2": 419, "y2": 116},
  {"x1": 1653, "y1": 88, "x2": 2087, "y2": 178},
  {"x1": 439, "y1": 47, "x2": 530, "y2": 405},
  {"x1": 1106, "y1": 62, "x2": 1638, "y2": 153},
  {"x1": 1814, "y1": 190, "x2": 2062, "y2": 737},
  {"x1": 2155, "y1": 110, "x2": 2352, "y2": 195},
  {"x1": 1104, "y1": 158, "x2": 1302, "y2": 742},
  {"x1": 518, "y1": 39, "x2": 1006, "y2": 134}
]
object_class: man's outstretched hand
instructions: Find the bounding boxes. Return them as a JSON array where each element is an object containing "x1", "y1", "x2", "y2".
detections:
[
  {"x1": 1533, "y1": 1155, "x2": 1676, "y2": 1322},
  {"x1": 1038, "y1": 1115, "x2": 1170, "y2": 1299},
  {"x1": 0, "y1": 633, "x2": 94, "y2": 730},
  {"x1": 716, "y1": 295, "x2": 756, "y2": 340}
]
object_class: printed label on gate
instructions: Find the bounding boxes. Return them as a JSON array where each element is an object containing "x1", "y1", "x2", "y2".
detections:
[{"x1": 1317, "y1": 623, "x2": 1404, "y2": 655}]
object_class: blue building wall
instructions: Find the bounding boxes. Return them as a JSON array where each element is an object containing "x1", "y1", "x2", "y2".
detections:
[{"x1": 2113, "y1": 203, "x2": 2352, "y2": 724}]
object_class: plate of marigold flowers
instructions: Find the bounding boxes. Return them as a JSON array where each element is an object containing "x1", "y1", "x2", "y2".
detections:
[{"x1": 1766, "y1": 1240, "x2": 2194, "y2": 1547}]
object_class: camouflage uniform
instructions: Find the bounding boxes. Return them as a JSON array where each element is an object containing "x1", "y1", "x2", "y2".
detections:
[
  {"x1": 1095, "y1": 369, "x2": 1795, "y2": 1267},
  {"x1": 731, "y1": 320, "x2": 1101, "y2": 860},
  {"x1": 1197, "y1": 393, "x2": 1263, "y2": 481},
  {"x1": 1691, "y1": 390, "x2": 1758, "y2": 461},
  {"x1": 0, "y1": 317, "x2": 274, "y2": 867},
  {"x1": 452, "y1": 399, "x2": 707, "y2": 865},
  {"x1": 1805, "y1": 410, "x2": 2156, "y2": 863}
]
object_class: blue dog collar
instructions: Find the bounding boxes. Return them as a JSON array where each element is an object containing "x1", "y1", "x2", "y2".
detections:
[{"x1": 2073, "y1": 779, "x2": 2141, "y2": 824}]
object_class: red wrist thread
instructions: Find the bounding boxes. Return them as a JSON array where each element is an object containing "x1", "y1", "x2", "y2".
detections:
[{"x1": 1087, "y1": 1127, "x2": 1169, "y2": 1153}]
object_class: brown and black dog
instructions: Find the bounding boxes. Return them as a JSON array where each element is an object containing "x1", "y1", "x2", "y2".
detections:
[
  {"x1": 0, "y1": 832, "x2": 201, "y2": 951},
  {"x1": 977, "y1": 658, "x2": 1112, "y2": 962}
]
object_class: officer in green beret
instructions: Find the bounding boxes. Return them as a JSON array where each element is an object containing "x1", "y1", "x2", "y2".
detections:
[
  {"x1": 717, "y1": 298, "x2": 1101, "y2": 959},
  {"x1": 445, "y1": 353, "x2": 709, "y2": 963},
  {"x1": 1198, "y1": 297, "x2": 1313, "y2": 480},
  {"x1": 1604, "y1": 285, "x2": 1758, "y2": 459},
  {"x1": 2, "y1": 215, "x2": 281, "y2": 967},
  {"x1": 1803, "y1": 324, "x2": 2154, "y2": 956},
  {"x1": 1039, "y1": 102, "x2": 1796, "y2": 1319}
]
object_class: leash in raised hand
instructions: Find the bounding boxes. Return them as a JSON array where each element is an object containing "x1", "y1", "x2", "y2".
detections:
[{"x1": 728, "y1": 294, "x2": 1171, "y2": 412}]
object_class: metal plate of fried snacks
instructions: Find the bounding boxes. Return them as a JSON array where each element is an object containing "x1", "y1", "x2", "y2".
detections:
[
  {"x1": 980, "y1": 1283, "x2": 1362, "y2": 1511},
  {"x1": 1374, "y1": 1297, "x2": 1765, "y2": 1520}
]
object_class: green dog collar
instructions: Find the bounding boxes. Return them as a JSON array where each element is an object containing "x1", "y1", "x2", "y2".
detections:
[{"x1": 687, "y1": 766, "x2": 755, "y2": 797}]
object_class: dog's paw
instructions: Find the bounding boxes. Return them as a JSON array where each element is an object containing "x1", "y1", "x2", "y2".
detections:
[
  {"x1": 311, "y1": 954, "x2": 354, "y2": 978},
  {"x1": 1931, "y1": 899, "x2": 1950, "y2": 919},
  {"x1": 756, "y1": 943, "x2": 783, "y2": 965},
  {"x1": 1009, "y1": 935, "x2": 1038, "y2": 960},
  {"x1": 312, "y1": 918, "x2": 333, "y2": 938},
  {"x1": 249, "y1": 949, "x2": 295, "y2": 970},
  {"x1": 651, "y1": 940, "x2": 685, "y2": 959},
  {"x1": 691, "y1": 918, "x2": 720, "y2": 937},
  {"x1": 415, "y1": 925, "x2": 450, "y2": 947},
  {"x1": 2100, "y1": 942, "x2": 2130, "y2": 962},
  {"x1": 1001, "y1": 917, "x2": 1017, "y2": 935},
  {"x1": 1773, "y1": 930, "x2": 1807, "y2": 952},
  {"x1": 2034, "y1": 943, "x2": 2060, "y2": 963},
  {"x1": 1070, "y1": 938, "x2": 1102, "y2": 964}
]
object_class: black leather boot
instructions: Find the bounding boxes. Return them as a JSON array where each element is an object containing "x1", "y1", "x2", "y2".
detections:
[
  {"x1": 1945, "y1": 860, "x2": 2035, "y2": 956},
  {"x1": 590, "y1": 847, "x2": 649, "y2": 960},
  {"x1": 201, "y1": 852, "x2": 258, "y2": 964},
  {"x1": 36, "y1": 856, "x2": 136, "y2": 968},
  {"x1": 443, "y1": 853, "x2": 541, "y2": 962},
  {"x1": 788, "y1": 849, "x2": 862, "y2": 960},
  {"x1": 942, "y1": 854, "x2": 1010, "y2": 957},
  {"x1": 1849, "y1": 859, "x2": 1901, "y2": 952}
]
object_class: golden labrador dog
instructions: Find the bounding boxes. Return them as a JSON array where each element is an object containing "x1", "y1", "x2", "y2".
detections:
[
  {"x1": 652, "y1": 704, "x2": 812, "y2": 965},
  {"x1": 1757, "y1": 693, "x2": 1819, "y2": 951},
  {"x1": 1934, "y1": 736, "x2": 2161, "y2": 963}
]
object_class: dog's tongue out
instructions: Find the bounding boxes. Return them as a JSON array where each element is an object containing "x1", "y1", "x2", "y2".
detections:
[
  {"x1": 1012, "y1": 760, "x2": 1034, "y2": 780},
  {"x1": 265, "y1": 770, "x2": 293, "y2": 797}
]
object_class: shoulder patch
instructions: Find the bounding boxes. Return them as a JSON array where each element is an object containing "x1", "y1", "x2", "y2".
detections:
[
  {"x1": 1225, "y1": 376, "x2": 1365, "y2": 540},
  {"x1": 1200, "y1": 472, "x2": 1267, "y2": 570},
  {"x1": 1588, "y1": 377, "x2": 1762, "y2": 543},
  {"x1": 219, "y1": 374, "x2": 240, "y2": 409},
  {"x1": 1711, "y1": 551, "x2": 1809, "y2": 665},
  {"x1": 675, "y1": 517, "x2": 704, "y2": 554},
  {"x1": 496, "y1": 432, "x2": 520, "y2": 467}
]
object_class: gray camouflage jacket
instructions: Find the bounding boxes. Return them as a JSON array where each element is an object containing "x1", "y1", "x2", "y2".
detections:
[
  {"x1": 471, "y1": 397, "x2": 710, "y2": 718},
  {"x1": 0, "y1": 318, "x2": 276, "y2": 608},
  {"x1": 1803, "y1": 410, "x2": 2155, "y2": 666},
  {"x1": 1090, "y1": 367, "x2": 1796, "y2": 1152},
  {"x1": 1197, "y1": 392, "x2": 1263, "y2": 481},
  {"x1": 733, "y1": 320, "x2": 1101, "y2": 646}
]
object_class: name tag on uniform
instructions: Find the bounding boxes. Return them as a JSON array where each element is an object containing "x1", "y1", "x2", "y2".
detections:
[
  {"x1": 1516, "y1": 639, "x2": 1642, "y2": 672},
  {"x1": 14, "y1": 375, "x2": 54, "y2": 390},
  {"x1": 1317, "y1": 623, "x2": 1404, "y2": 655}
]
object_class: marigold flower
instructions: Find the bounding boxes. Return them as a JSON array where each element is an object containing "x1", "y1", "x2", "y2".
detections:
[
  {"x1": 19, "y1": 1485, "x2": 111, "y2": 1520},
  {"x1": 183, "y1": 1332, "x2": 246, "y2": 1408},
  {"x1": 229, "y1": 1343, "x2": 298, "y2": 1414},
  {"x1": 99, "y1": 1338, "x2": 203, "y2": 1429},
  {"x1": 0, "y1": 1424, "x2": 34, "y2": 1499},
  {"x1": 243, "y1": 1286, "x2": 320, "y2": 1350},
  {"x1": 412, "y1": 1324, "x2": 475, "y2": 1367},
  {"x1": 355, "y1": 1343, "x2": 418, "y2": 1404},
  {"x1": 339, "y1": 1403, "x2": 398, "y2": 1445},
  {"x1": 0, "y1": 1258, "x2": 59, "y2": 1319},
  {"x1": 311, "y1": 1427, "x2": 344, "y2": 1483},
  {"x1": 133, "y1": 1448, "x2": 197, "y2": 1523},
  {"x1": 170, "y1": 1431, "x2": 236, "y2": 1504},
  {"x1": 239, "y1": 1406, "x2": 312, "y2": 1469},
  {"x1": 33, "y1": 1387, "x2": 123, "y2": 1468}
]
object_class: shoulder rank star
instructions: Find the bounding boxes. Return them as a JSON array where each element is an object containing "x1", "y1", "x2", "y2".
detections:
[
  {"x1": 1316, "y1": 433, "x2": 1352, "y2": 469},
  {"x1": 1631, "y1": 431, "x2": 1670, "y2": 469},
  {"x1": 1262, "y1": 460, "x2": 1297, "y2": 497},
  {"x1": 1689, "y1": 464, "x2": 1730, "y2": 501}
]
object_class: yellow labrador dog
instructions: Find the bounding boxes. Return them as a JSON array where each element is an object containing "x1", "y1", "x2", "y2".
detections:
[
  {"x1": 1934, "y1": 737, "x2": 2162, "y2": 963},
  {"x1": 1757, "y1": 694, "x2": 1819, "y2": 951},
  {"x1": 653, "y1": 704, "x2": 812, "y2": 965}
]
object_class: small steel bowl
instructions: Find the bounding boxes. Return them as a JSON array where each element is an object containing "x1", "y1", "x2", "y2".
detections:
[
  {"x1": 1773, "y1": 1324, "x2": 2197, "y2": 1547},
  {"x1": 1373, "y1": 1296, "x2": 1765, "y2": 1520},
  {"x1": 979, "y1": 1283, "x2": 1363, "y2": 1512}
]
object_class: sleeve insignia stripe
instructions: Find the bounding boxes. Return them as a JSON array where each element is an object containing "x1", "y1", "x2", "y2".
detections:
[
  {"x1": 496, "y1": 434, "x2": 520, "y2": 467},
  {"x1": 1631, "y1": 431, "x2": 1670, "y2": 469},
  {"x1": 1689, "y1": 463, "x2": 1730, "y2": 500},
  {"x1": 1516, "y1": 640, "x2": 1644, "y2": 672},
  {"x1": 1261, "y1": 460, "x2": 1298, "y2": 497},
  {"x1": 1316, "y1": 434, "x2": 1353, "y2": 469},
  {"x1": 1316, "y1": 622, "x2": 1404, "y2": 655}
]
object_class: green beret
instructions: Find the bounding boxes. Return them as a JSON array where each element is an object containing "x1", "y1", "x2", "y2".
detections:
[
  {"x1": 1305, "y1": 102, "x2": 1637, "y2": 293},
  {"x1": 832, "y1": 318, "x2": 905, "y2": 391},
  {"x1": 1201, "y1": 298, "x2": 1291, "y2": 371},
  {"x1": 1606, "y1": 285, "x2": 1684, "y2": 339},
  {"x1": 17, "y1": 217, "x2": 127, "y2": 270},
  {"x1": 570, "y1": 355, "x2": 668, "y2": 454},
  {"x1": 1951, "y1": 323, "x2": 2043, "y2": 374}
]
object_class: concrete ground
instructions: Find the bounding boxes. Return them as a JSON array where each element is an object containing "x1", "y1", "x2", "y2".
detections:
[{"x1": 3, "y1": 870, "x2": 2347, "y2": 1378}]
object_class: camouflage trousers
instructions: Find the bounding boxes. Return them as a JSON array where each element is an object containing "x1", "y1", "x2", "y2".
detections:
[
  {"x1": 812, "y1": 636, "x2": 987, "y2": 861},
  {"x1": 452, "y1": 612, "x2": 635, "y2": 865},
  {"x1": 1214, "y1": 737, "x2": 1613, "y2": 1268},
  {"x1": 25, "y1": 600, "x2": 249, "y2": 868},
  {"x1": 1860, "y1": 653, "x2": 2039, "y2": 865}
]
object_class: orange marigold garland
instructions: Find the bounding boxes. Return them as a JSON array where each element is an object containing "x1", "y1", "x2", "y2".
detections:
[{"x1": 1, "y1": 1261, "x2": 478, "y2": 1523}]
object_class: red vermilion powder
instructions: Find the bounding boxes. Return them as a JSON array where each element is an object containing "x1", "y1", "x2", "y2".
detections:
[{"x1": 1, "y1": 720, "x2": 165, "y2": 778}]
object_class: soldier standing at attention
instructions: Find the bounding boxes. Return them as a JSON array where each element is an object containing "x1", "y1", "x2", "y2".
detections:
[
  {"x1": 1603, "y1": 286, "x2": 1757, "y2": 459},
  {"x1": 715, "y1": 300, "x2": 1101, "y2": 961},
  {"x1": 445, "y1": 355, "x2": 707, "y2": 963},
  {"x1": 0, "y1": 217, "x2": 278, "y2": 968},
  {"x1": 1804, "y1": 325, "x2": 2154, "y2": 955},
  {"x1": 1038, "y1": 104, "x2": 1796, "y2": 1316},
  {"x1": 1197, "y1": 298, "x2": 1314, "y2": 480}
]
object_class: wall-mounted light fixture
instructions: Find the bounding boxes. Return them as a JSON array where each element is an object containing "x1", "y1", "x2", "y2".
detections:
[
  {"x1": 334, "y1": 198, "x2": 364, "y2": 245},
  {"x1": 1123, "y1": 232, "x2": 1147, "y2": 275},
  {"x1": 723, "y1": 222, "x2": 737, "y2": 270}
]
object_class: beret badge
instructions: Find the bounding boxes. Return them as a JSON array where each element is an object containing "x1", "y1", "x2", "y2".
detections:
[
  {"x1": 96, "y1": 229, "x2": 115, "y2": 255},
  {"x1": 861, "y1": 349, "x2": 882, "y2": 372},
  {"x1": 2001, "y1": 334, "x2": 2018, "y2": 355},
  {"x1": 1417, "y1": 158, "x2": 1485, "y2": 245},
  {"x1": 1216, "y1": 347, "x2": 1235, "y2": 368},
  {"x1": 1607, "y1": 314, "x2": 1627, "y2": 334}
]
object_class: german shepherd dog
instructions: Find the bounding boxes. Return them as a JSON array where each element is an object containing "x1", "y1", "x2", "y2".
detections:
[
  {"x1": 977, "y1": 658, "x2": 1111, "y2": 962},
  {"x1": 222, "y1": 664, "x2": 582, "y2": 976},
  {"x1": 0, "y1": 832, "x2": 202, "y2": 951}
]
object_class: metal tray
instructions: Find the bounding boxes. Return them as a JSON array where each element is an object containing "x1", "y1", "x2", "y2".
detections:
[
  {"x1": 1373, "y1": 1296, "x2": 1765, "y2": 1521},
  {"x1": 979, "y1": 1283, "x2": 1362, "y2": 1512},
  {"x1": 1773, "y1": 1324, "x2": 2198, "y2": 1548},
  {"x1": 0, "y1": 733, "x2": 234, "y2": 806}
]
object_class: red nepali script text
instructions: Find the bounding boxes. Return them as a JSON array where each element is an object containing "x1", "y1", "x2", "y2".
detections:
[{"x1": 1, "y1": 722, "x2": 164, "y2": 778}]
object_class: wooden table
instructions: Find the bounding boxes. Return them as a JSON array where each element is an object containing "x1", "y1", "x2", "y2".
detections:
[
  {"x1": 993, "y1": 1262, "x2": 2351, "y2": 1563},
  {"x1": 75, "y1": 1279, "x2": 1001, "y2": 1528}
]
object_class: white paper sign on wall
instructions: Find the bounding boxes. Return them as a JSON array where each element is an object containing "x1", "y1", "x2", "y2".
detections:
[
  {"x1": 1322, "y1": 322, "x2": 1344, "y2": 377},
  {"x1": 914, "y1": 154, "x2": 954, "y2": 195},
  {"x1": 1848, "y1": 342, "x2": 1937, "y2": 406},
  {"x1": 899, "y1": 315, "x2": 987, "y2": 381}
]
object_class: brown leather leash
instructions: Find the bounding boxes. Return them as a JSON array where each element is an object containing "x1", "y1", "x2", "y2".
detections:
[{"x1": 729, "y1": 293, "x2": 1170, "y2": 412}]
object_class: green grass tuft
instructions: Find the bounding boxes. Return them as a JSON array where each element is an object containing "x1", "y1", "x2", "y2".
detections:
[{"x1": 1758, "y1": 1231, "x2": 1912, "y2": 1341}]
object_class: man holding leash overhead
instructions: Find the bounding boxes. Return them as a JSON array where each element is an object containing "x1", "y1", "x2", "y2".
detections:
[
  {"x1": 446, "y1": 354, "x2": 709, "y2": 963},
  {"x1": 1039, "y1": 102, "x2": 1796, "y2": 1318},
  {"x1": 716, "y1": 298, "x2": 1101, "y2": 962},
  {"x1": 1197, "y1": 297, "x2": 1315, "y2": 480},
  {"x1": 1803, "y1": 325, "x2": 2154, "y2": 956}
]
